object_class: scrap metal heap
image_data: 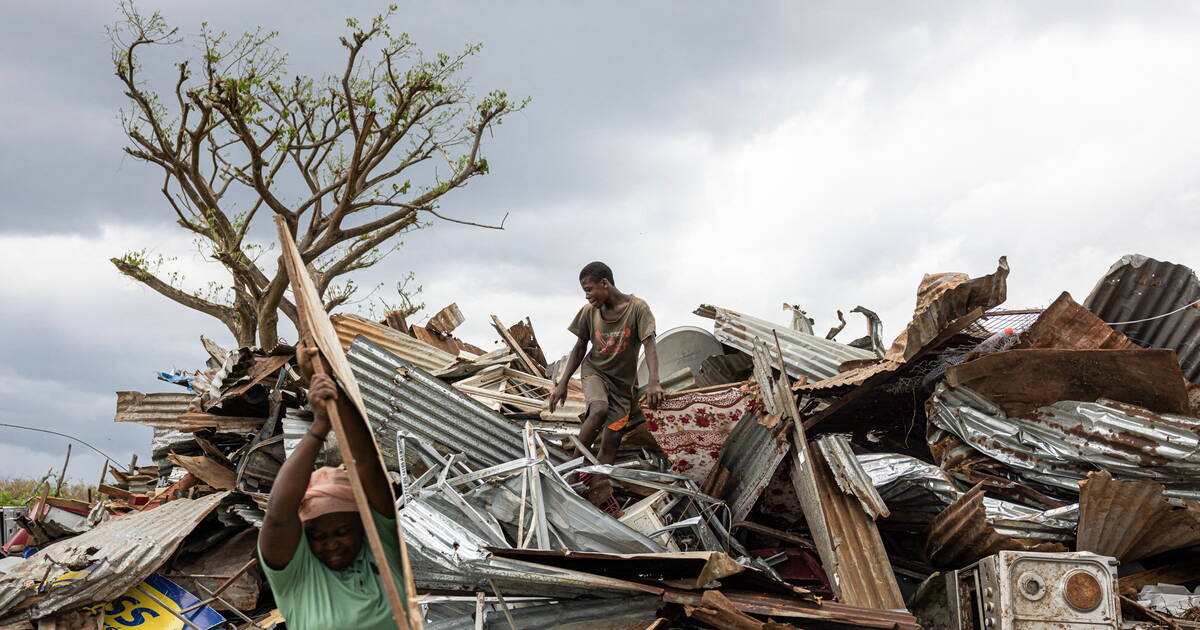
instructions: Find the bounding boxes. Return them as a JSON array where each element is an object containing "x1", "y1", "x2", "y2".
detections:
[{"x1": 3, "y1": 255, "x2": 1200, "y2": 629}]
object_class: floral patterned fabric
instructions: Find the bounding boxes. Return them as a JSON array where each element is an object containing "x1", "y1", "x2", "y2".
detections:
[{"x1": 644, "y1": 387, "x2": 758, "y2": 485}]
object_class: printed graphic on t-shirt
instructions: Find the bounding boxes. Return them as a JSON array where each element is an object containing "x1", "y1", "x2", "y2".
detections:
[{"x1": 594, "y1": 327, "x2": 633, "y2": 356}]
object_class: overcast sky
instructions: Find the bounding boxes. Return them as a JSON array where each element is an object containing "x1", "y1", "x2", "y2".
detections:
[{"x1": 3, "y1": 1, "x2": 1200, "y2": 483}]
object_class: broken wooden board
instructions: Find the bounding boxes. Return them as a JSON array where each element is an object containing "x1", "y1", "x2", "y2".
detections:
[{"x1": 274, "y1": 215, "x2": 420, "y2": 629}]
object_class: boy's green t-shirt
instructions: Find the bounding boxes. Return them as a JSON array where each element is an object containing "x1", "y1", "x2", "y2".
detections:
[{"x1": 258, "y1": 509, "x2": 409, "y2": 630}]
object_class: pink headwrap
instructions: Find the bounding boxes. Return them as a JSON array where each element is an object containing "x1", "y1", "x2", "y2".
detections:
[{"x1": 298, "y1": 466, "x2": 357, "y2": 522}]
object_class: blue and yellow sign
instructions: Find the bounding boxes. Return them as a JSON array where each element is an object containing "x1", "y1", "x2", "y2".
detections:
[{"x1": 44, "y1": 569, "x2": 225, "y2": 630}]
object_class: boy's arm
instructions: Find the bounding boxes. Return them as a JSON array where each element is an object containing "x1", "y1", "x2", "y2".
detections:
[
  {"x1": 549, "y1": 336, "x2": 588, "y2": 412},
  {"x1": 642, "y1": 336, "x2": 664, "y2": 409}
]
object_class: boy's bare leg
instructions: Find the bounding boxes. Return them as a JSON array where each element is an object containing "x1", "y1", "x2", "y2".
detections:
[
  {"x1": 597, "y1": 428, "x2": 620, "y2": 465},
  {"x1": 576, "y1": 402, "x2": 608, "y2": 456}
]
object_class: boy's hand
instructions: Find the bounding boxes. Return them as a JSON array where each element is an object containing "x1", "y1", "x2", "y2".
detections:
[
  {"x1": 548, "y1": 382, "x2": 568, "y2": 413},
  {"x1": 307, "y1": 373, "x2": 337, "y2": 436},
  {"x1": 646, "y1": 381, "x2": 664, "y2": 409}
]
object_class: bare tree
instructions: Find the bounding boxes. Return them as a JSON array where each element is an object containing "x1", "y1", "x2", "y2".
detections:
[{"x1": 109, "y1": 3, "x2": 524, "y2": 347}]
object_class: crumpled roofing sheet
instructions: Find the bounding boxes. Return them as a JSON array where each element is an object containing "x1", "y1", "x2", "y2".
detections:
[
  {"x1": 885, "y1": 256, "x2": 1009, "y2": 362},
  {"x1": 816, "y1": 435, "x2": 889, "y2": 519},
  {"x1": 347, "y1": 336, "x2": 528, "y2": 468},
  {"x1": 0, "y1": 492, "x2": 228, "y2": 623},
  {"x1": 1076, "y1": 471, "x2": 1200, "y2": 562},
  {"x1": 856, "y1": 452, "x2": 1077, "y2": 540},
  {"x1": 925, "y1": 485, "x2": 1067, "y2": 569},
  {"x1": 694, "y1": 304, "x2": 875, "y2": 382},
  {"x1": 1018, "y1": 291, "x2": 1137, "y2": 351},
  {"x1": 1084, "y1": 254, "x2": 1200, "y2": 383},
  {"x1": 798, "y1": 257, "x2": 1007, "y2": 394},
  {"x1": 927, "y1": 382, "x2": 1200, "y2": 498},
  {"x1": 333, "y1": 313, "x2": 459, "y2": 373}
]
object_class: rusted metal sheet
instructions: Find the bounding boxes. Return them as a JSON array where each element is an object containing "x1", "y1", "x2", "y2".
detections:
[
  {"x1": 1084, "y1": 254, "x2": 1200, "y2": 383},
  {"x1": 694, "y1": 304, "x2": 875, "y2": 382},
  {"x1": 662, "y1": 589, "x2": 922, "y2": 630},
  {"x1": 925, "y1": 485, "x2": 1067, "y2": 569},
  {"x1": 168, "y1": 528, "x2": 260, "y2": 611},
  {"x1": 706, "y1": 412, "x2": 790, "y2": 523},
  {"x1": 0, "y1": 492, "x2": 228, "y2": 623},
  {"x1": 426, "y1": 303, "x2": 465, "y2": 335},
  {"x1": 885, "y1": 257, "x2": 1009, "y2": 362},
  {"x1": 1018, "y1": 291, "x2": 1137, "y2": 350},
  {"x1": 332, "y1": 313, "x2": 458, "y2": 372},
  {"x1": 1076, "y1": 471, "x2": 1200, "y2": 562},
  {"x1": 945, "y1": 348, "x2": 1190, "y2": 417},
  {"x1": 809, "y1": 442, "x2": 905, "y2": 610},
  {"x1": 815, "y1": 435, "x2": 889, "y2": 519},
  {"x1": 347, "y1": 336, "x2": 529, "y2": 468},
  {"x1": 114, "y1": 391, "x2": 194, "y2": 426},
  {"x1": 926, "y1": 383, "x2": 1200, "y2": 498}
]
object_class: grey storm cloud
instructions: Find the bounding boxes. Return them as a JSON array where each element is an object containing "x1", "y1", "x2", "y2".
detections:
[{"x1": 3, "y1": 0, "x2": 1200, "y2": 479}]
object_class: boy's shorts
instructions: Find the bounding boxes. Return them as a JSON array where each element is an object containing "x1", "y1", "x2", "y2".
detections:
[{"x1": 580, "y1": 375, "x2": 638, "y2": 433}]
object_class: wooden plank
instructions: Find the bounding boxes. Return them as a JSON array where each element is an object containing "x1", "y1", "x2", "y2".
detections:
[
  {"x1": 167, "y1": 453, "x2": 237, "y2": 490},
  {"x1": 490, "y1": 315, "x2": 545, "y2": 378},
  {"x1": 274, "y1": 216, "x2": 420, "y2": 630}
]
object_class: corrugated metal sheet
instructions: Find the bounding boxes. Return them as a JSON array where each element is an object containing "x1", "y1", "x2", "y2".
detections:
[
  {"x1": 809, "y1": 443, "x2": 905, "y2": 610},
  {"x1": 927, "y1": 382, "x2": 1200, "y2": 498},
  {"x1": 816, "y1": 435, "x2": 889, "y2": 519},
  {"x1": 423, "y1": 596, "x2": 660, "y2": 630},
  {"x1": 1018, "y1": 291, "x2": 1137, "y2": 350},
  {"x1": 333, "y1": 313, "x2": 458, "y2": 372},
  {"x1": 798, "y1": 258, "x2": 1007, "y2": 394},
  {"x1": 0, "y1": 492, "x2": 228, "y2": 622},
  {"x1": 709, "y1": 413, "x2": 790, "y2": 523},
  {"x1": 694, "y1": 305, "x2": 875, "y2": 382},
  {"x1": 857, "y1": 453, "x2": 1078, "y2": 540},
  {"x1": 885, "y1": 257, "x2": 1009, "y2": 362},
  {"x1": 114, "y1": 391, "x2": 195, "y2": 426},
  {"x1": 1084, "y1": 254, "x2": 1200, "y2": 383},
  {"x1": 925, "y1": 485, "x2": 1066, "y2": 570},
  {"x1": 347, "y1": 336, "x2": 529, "y2": 468},
  {"x1": 1076, "y1": 471, "x2": 1200, "y2": 562}
]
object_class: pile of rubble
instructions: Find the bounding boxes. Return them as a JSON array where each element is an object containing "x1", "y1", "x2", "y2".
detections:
[{"x1": 2, "y1": 252, "x2": 1200, "y2": 629}]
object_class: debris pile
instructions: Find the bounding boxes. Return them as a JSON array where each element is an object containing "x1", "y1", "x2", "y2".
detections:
[{"x1": 2, "y1": 253, "x2": 1200, "y2": 629}]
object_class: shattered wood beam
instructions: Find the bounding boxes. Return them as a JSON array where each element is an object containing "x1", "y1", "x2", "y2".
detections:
[
  {"x1": 491, "y1": 314, "x2": 546, "y2": 377},
  {"x1": 274, "y1": 215, "x2": 420, "y2": 630}
]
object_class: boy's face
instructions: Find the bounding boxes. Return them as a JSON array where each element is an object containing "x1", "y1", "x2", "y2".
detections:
[{"x1": 580, "y1": 276, "x2": 610, "y2": 307}]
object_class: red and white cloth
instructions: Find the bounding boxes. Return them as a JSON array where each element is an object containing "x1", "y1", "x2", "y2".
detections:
[{"x1": 644, "y1": 387, "x2": 759, "y2": 485}]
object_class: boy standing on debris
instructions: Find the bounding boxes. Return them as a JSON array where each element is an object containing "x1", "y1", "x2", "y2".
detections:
[
  {"x1": 549, "y1": 261, "x2": 664, "y2": 512},
  {"x1": 257, "y1": 341, "x2": 407, "y2": 630}
]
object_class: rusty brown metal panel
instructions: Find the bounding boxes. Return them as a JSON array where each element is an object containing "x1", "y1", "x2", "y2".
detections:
[
  {"x1": 0, "y1": 492, "x2": 228, "y2": 623},
  {"x1": 925, "y1": 485, "x2": 1066, "y2": 570},
  {"x1": 114, "y1": 391, "x2": 194, "y2": 426},
  {"x1": 809, "y1": 443, "x2": 906, "y2": 610},
  {"x1": 885, "y1": 257, "x2": 1009, "y2": 362},
  {"x1": 945, "y1": 348, "x2": 1190, "y2": 417},
  {"x1": 331, "y1": 312, "x2": 458, "y2": 372},
  {"x1": 1019, "y1": 291, "x2": 1138, "y2": 351},
  {"x1": 168, "y1": 529, "x2": 260, "y2": 611},
  {"x1": 816, "y1": 435, "x2": 889, "y2": 520},
  {"x1": 425, "y1": 303, "x2": 465, "y2": 335},
  {"x1": 1076, "y1": 471, "x2": 1200, "y2": 562},
  {"x1": 1084, "y1": 254, "x2": 1200, "y2": 384}
]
